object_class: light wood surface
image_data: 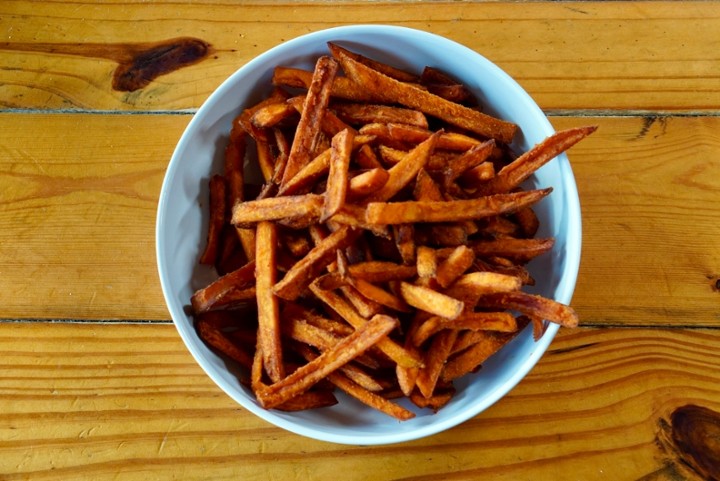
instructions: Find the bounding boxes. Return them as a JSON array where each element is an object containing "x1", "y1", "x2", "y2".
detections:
[{"x1": 1, "y1": 2, "x2": 719, "y2": 480}]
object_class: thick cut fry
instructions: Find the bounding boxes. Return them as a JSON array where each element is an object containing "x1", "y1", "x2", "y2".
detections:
[
  {"x1": 321, "y1": 129, "x2": 354, "y2": 222},
  {"x1": 196, "y1": 320, "x2": 254, "y2": 369},
  {"x1": 256, "y1": 314, "x2": 398, "y2": 409},
  {"x1": 273, "y1": 66, "x2": 374, "y2": 102},
  {"x1": 333, "y1": 102, "x2": 428, "y2": 128},
  {"x1": 477, "y1": 291, "x2": 580, "y2": 328},
  {"x1": 254, "y1": 221, "x2": 284, "y2": 382},
  {"x1": 191, "y1": 260, "x2": 256, "y2": 313},
  {"x1": 478, "y1": 125, "x2": 598, "y2": 195},
  {"x1": 412, "y1": 312, "x2": 517, "y2": 347},
  {"x1": 435, "y1": 245, "x2": 475, "y2": 288},
  {"x1": 399, "y1": 282, "x2": 464, "y2": 320},
  {"x1": 351, "y1": 278, "x2": 411, "y2": 313},
  {"x1": 232, "y1": 194, "x2": 323, "y2": 227},
  {"x1": 281, "y1": 56, "x2": 339, "y2": 187},
  {"x1": 347, "y1": 261, "x2": 417, "y2": 283},
  {"x1": 332, "y1": 47, "x2": 518, "y2": 143},
  {"x1": 348, "y1": 167, "x2": 389, "y2": 198},
  {"x1": 470, "y1": 237, "x2": 555, "y2": 263},
  {"x1": 251, "y1": 101, "x2": 297, "y2": 128},
  {"x1": 416, "y1": 246, "x2": 438, "y2": 279},
  {"x1": 199, "y1": 175, "x2": 227, "y2": 266},
  {"x1": 365, "y1": 188, "x2": 552, "y2": 225},
  {"x1": 273, "y1": 226, "x2": 359, "y2": 301}
]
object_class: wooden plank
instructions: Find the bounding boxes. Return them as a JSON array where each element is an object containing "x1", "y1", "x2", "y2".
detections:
[
  {"x1": 551, "y1": 116, "x2": 720, "y2": 326},
  {"x1": 0, "y1": 322, "x2": 718, "y2": 480},
  {"x1": 2, "y1": 113, "x2": 719, "y2": 324},
  {"x1": 0, "y1": 1, "x2": 718, "y2": 112},
  {"x1": 0, "y1": 113, "x2": 187, "y2": 320}
]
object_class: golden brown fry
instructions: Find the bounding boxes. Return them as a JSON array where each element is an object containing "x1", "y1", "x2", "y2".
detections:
[
  {"x1": 256, "y1": 314, "x2": 398, "y2": 409},
  {"x1": 435, "y1": 245, "x2": 475, "y2": 288},
  {"x1": 365, "y1": 188, "x2": 552, "y2": 225},
  {"x1": 196, "y1": 320, "x2": 253, "y2": 369},
  {"x1": 232, "y1": 194, "x2": 323, "y2": 227},
  {"x1": 416, "y1": 246, "x2": 438, "y2": 280},
  {"x1": 350, "y1": 278, "x2": 412, "y2": 313},
  {"x1": 321, "y1": 129, "x2": 354, "y2": 222},
  {"x1": 416, "y1": 329, "x2": 458, "y2": 398},
  {"x1": 251, "y1": 101, "x2": 297, "y2": 128},
  {"x1": 399, "y1": 282, "x2": 464, "y2": 320},
  {"x1": 412, "y1": 312, "x2": 517, "y2": 347},
  {"x1": 199, "y1": 175, "x2": 227, "y2": 266},
  {"x1": 347, "y1": 261, "x2": 417, "y2": 283},
  {"x1": 273, "y1": 66, "x2": 374, "y2": 101},
  {"x1": 476, "y1": 291, "x2": 580, "y2": 328},
  {"x1": 441, "y1": 330, "x2": 521, "y2": 383},
  {"x1": 470, "y1": 237, "x2": 555, "y2": 263},
  {"x1": 333, "y1": 102, "x2": 428, "y2": 128},
  {"x1": 191, "y1": 260, "x2": 256, "y2": 313},
  {"x1": 332, "y1": 46, "x2": 518, "y2": 143},
  {"x1": 327, "y1": 42, "x2": 419, "y2": 83},
  {"x1": 478, "y1": 125, "x2": 598, "y2": 195},
  {"x1": 281, "y1": 56, "x2": 339, "y2": 187},
  {"x1": 255, "y1": 221, "x2": 284, "y2": 383},
  {"x1": 348, "y1": 167, "x2": 389, "y2": 198}
]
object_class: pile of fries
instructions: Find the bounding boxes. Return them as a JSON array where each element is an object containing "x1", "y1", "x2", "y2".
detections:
[{"x1": 190, "y1": 42, "x2": 595, "y2": 420}]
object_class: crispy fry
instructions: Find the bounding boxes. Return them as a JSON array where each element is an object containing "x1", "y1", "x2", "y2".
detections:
[
  {"x1": 470, "y1": 237, "x2": 555, "y2": 263},
  {"x1": 347, "y1": 261, "x2": 417, "y2": 283},
  {"x1": 477, "y1": 125, "x2": 598, "y2": 195},
  {"x1": 416, "y1": 329, "x2": 458, "y2": 398},
  {"x1": 232, "y1": 194, "x2": 323, "y2": 227},
  {"x1": 365, "y1": 188, "x2": 552, "y2": 225},
  {"x1": 281, "y1": 56, "x2": 339, "y2": 187},
  {"x1": 333, "y1": 102, "x2": 428, "y2": 128},
  {"x1": 255, "y1": 221, "x2": 284, "y2": 382},
  {"x1": 399, "y1": 282, "x2": 464, "y2": 320},
  {"x1": 191, "y1": 260, "x2": 256, "y2": 313},
  {"x1": 199, "y1": 175, "x2": 227, "y2": 266},
  {"x1": 477, "y1": 291, "x2": 580, "y2": 328},
  {"x1": 196, "y1": 319, "x2": 254, "y2": 369},
  {"x1": 332, "y1": 46, "x2": 518, "y2": 143},
  {"x1": 348, "y1": 167, "x2": 389, "y2": 198},
  {"x1": 321, "y1": 129, "x2": 354, "y2": 222},
  {"x1": 412, "y1": 312, "x2": 517, "y2": 347},
  {"x1": 416, "y1": 246, "x2": 438, "y2": 279},
  {"x1": 435, "y1": 245, "x2": 475, "y2": 288}
]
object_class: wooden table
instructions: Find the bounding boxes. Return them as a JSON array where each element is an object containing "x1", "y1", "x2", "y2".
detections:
[{"x1": 2, "y1": 2, "x2": 719, "y2": 479}]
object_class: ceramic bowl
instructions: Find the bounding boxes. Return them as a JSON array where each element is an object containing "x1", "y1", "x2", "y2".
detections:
[{"x1": 156, "y1": 24, "x2": 582, "y2": 445}]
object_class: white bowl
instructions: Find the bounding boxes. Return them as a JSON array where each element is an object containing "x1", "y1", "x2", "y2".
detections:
[{"x1": 156, "y1": 25, "x2": 581, "y2": 445}]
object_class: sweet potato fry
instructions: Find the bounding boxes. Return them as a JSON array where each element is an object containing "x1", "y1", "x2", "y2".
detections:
[
  {"x1": 256, "y1": 314, "x2": 398, "y2": 409},
  {"x1": 232, "y1": 194, "x2": 323, "y2": 227},
  {"x1": 347, "y1": 261, "x2": 417, "y2": 283},
  {"x1": 191, "y1": 260, "x2": 256, "y2": 313},
  {"x1": 321, "y1": 128, "x2": 354, "y2": 222},
  {"x1": 196, "y1": 319, "x2": 254, "y2": 369},
  {"x1": 332, "y1": 46, "x2": 518, "y2": 143},
  {"x1": 347, "y1": 167, "x2": 389, "y2": 198},
  {"x1": 476, "y1": 291, "x2": 580, "y2": 328},
  {"x1": 412, "y1": 312, "x2": 517, "y2": 347},
  {"x1": 272, "y1": 66, "x2": 374, "y2": 102},
  {"x1": 399, "y1": 282, "x2": 464, "y2": 320},
  {"x1": 435, "y1": 245, "x2": 475, "y2": 288},
  {"x1": 350, "y1": 278, "x2": 411, "y2": 313},
  {"x1": 255, "y1": 221, "x2": 284, "y2": 382},
  {"x1": 199, "y1": 175, "x2": 227, "y2": 266},
  {"x1": 416, "y1": 329, "x2": 458, "y2": 398},
  {"x1": 333, "y1": 102, "x2": 428, "y2": 128},
  {"x1": 281, "y1": 56, "x2": 339, "y2": 187},
  {"x1": 327, "y1": 42, "x2": 419, "y2": 83},
  {"x1": 470, "y1": 237, "x2": 555, "y2": 263},
  {"x1": 365, "y1": 188, "x2": 552, "y2": 225},
  {"x1": 477, "y1": 125, "x2": 598, "y2": 195}
]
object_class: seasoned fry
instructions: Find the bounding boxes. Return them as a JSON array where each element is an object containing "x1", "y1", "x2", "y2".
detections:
[
  {"x1": 199, "y1": 175, "x2": 227, "y2": 266},
  {"x1": 191, "y1": 260, "x2": 256, "y2": 313},
  {"x1": 281, "y1": 56, "x2": 339, "y2": 187},
  {"x1": 476, "y1": 291, "x2": 580, "y2": 328},
  {"x1": 321, "y1": 129, "x2": 354, "y2": 222},
  {"x1": 399, "y1": 282, "x2": 464, "y2": 320},
  {"x1": 333, "y1": 102, "x2": 428, "y2": 128},
  {"x1": 255, "y1": 221, "x2": 284, "y2": 382},
  {"x1": 331, "y1": 45, "x2": 518, "y2": 143},
  {"x1": 365, "y1": 189, "x2": 552, "y2": 225},
  {"x1": 348, "y1": 167, "x2": 389, "y2": 198},
  {"x1": 232, "y1": 194, "x2": 323, "y2": 227}
]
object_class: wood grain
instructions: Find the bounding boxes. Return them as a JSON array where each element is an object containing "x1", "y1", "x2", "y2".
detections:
[
  {"x1": 1, "y1": 1, "x2": 718, "y2": 112},
  {"x1": 0, "y1": 322, "x2": 718, "y2": 480},
  {"x1": 1, "y1": 114, "x2": 718, "y2": 325}
]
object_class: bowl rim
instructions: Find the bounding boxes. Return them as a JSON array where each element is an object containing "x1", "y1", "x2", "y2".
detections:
[{"x1": 156, "y1": 23, "x2": 582, "y2": 445}]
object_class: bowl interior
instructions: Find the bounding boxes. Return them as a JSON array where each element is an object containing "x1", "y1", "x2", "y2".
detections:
[{"x1": 156, "y1": 25, "x2": 581, "y2": 445}]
